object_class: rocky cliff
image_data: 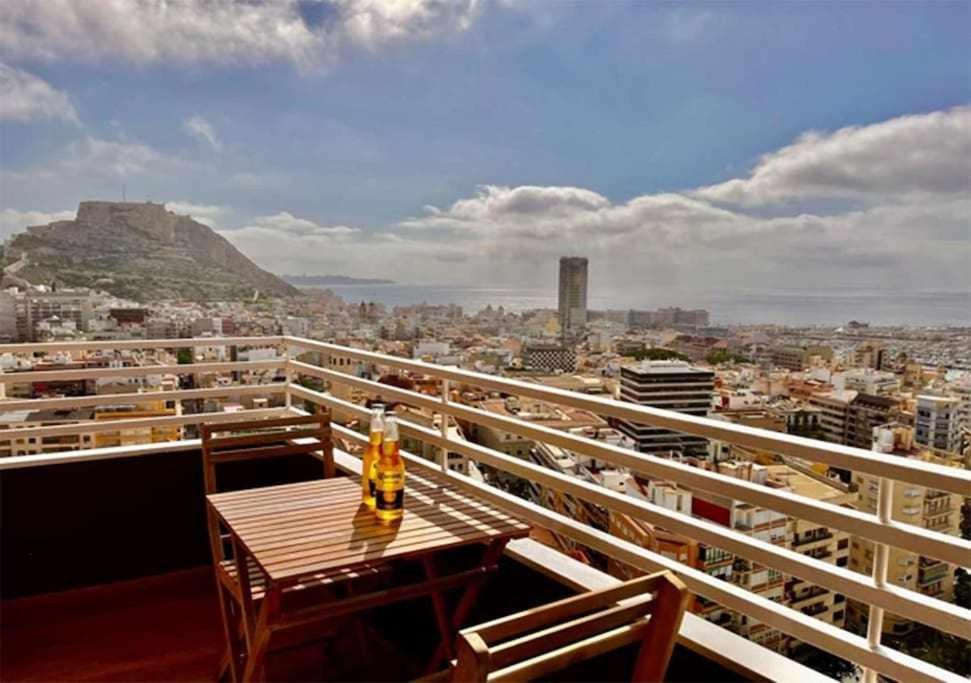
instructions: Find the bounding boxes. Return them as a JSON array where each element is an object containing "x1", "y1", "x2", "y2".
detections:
[{"x1": 8, "y1": 201, "x2": 299, "y2": 301}]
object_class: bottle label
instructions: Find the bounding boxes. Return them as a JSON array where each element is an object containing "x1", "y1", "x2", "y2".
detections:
[{"x1": 376, "y1": 489, "x2": 404, "y2": 511}]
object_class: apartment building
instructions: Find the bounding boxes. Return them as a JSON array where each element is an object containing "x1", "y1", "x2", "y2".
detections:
[
  {"x1": 845, "y1": 393, "x2": 899, "y2": 450},
  {"x1": 770, "y1": 345, "x2": 833, "y2": 371},
  {"x1": 557, "y1": 256, "x2": 588, "y2": 339},
  {"x1": 616, "y1": 361, "x2": 714, "y2": 458},
  {"x1": 521, "y1": 343, "x2": 577, "y2": 373},
  {"x1": 14, "y1": 289, "x2": 95, "y2": 341},
  {"x1": 850, "y1": 341, "x2": 887, "y2": 370},
  {"x1": 617, "y1": 458, "x2": 850, "y2": 656},
  {"x1": 914, "y1": 394, "x2": 963, "y2": 454},
  {"x1": 782, "y1": 467, "x2": 853, "y2": 658},
  {"x1": 846, "y1": 424, "x2": 963, "y2": 645},
  {"x1": 464, "y1": 396, "x2": 608, "y2": 469},
  {"x1": 0, "y1": 409, "x2": 96, "y2": 457}
]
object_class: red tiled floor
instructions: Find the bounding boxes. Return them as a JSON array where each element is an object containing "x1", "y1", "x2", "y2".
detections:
[{"x1": 2, "y1": 568, "x2": 224, "y2": 682}]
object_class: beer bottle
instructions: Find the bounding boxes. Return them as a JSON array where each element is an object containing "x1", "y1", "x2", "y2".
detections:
[
  {"x1": 374, "y1": 411, "x2": 405, "y2": 523},
  {"x1": 362, "y1": 404, "x2": 384, "y2": 508}
]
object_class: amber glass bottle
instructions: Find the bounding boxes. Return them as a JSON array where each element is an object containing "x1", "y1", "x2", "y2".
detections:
[
  {"x1": 362, "y1": 405, "x2": 384, "y2": 508},
  {"x1": 374, "y1": 412, "x2": 405, "y2": 523}
]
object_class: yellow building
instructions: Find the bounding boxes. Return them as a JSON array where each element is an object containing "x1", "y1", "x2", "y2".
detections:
[
  {"x1": 93, "y1": 401, "x2": 181, "y2": 448},
  {"x1": 846, "y1": 425, "x2": 962, "y2": 644}
]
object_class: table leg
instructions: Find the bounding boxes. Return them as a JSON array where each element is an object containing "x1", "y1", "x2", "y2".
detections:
[
  {"x1": 426, "y1": 539, "x2": 509, "y2": 673},
  {"x1": 232, "y1": 537, "x2": 258, "y2": 654},
  {"x1": 216, "y1": 581, "x2": 243, "y2": 682},
  {"x1": 242, "y1": 584, "x2": 281, "y2": 683},
  {"x1": 422, "y1": 556, "x2": 456, "y2": 662}
]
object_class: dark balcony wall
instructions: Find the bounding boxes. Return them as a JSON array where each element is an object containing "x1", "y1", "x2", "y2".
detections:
[{"x1": 0, "y1": 450, "x2": 325, "y2": 599}]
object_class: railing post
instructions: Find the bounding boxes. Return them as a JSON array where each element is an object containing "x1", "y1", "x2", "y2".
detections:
[
  {"x1": 862, "y1": 476, "x2": 893, "y2": 683},
  {"x1": 283, "y1": 339, "x2": 293, "y2": 410},
  {"x1": 439, "y1": 378, "x2": 450, "y2": 473}
]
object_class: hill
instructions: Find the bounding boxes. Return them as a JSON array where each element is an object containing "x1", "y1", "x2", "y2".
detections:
[{"x1": 7, "y1": 201, "x2": 299, "y2": 301}]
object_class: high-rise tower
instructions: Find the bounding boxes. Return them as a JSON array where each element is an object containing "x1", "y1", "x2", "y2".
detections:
[{"x1": 557, "y1": 256, "x2": 588, "y2": 338}]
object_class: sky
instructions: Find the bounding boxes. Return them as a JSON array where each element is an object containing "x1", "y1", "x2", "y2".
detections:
[{"x1": 0, "y1": 0, "x2": 969, "y2": 300}]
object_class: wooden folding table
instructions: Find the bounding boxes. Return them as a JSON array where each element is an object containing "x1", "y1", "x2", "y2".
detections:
[{"x1": 206, "y1": 470, "x2": 530, "y2": 682}]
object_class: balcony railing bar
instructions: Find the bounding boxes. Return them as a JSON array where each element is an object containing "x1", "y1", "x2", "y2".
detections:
[
  {"x1": 0, "y1": 336, "x2": 285, "y2": 354},
  {"x1": 0, "y1": 383, "x2": 287, "y2": 413},
  {"x1": 289, "y1": 359, "x2": 971, "y2": 568},
  {"x1": 286, "y1": 338, "x2": 971, "y2": 497},
  {"x1": 0, "y1": 436, "x2": 201, "y2": 470},
  {"x1": 0, "y1": 407, "x2": 291, "y2": 441},
  {"x1": 289, "y1": 382, "x2": 971, "y2": 642},
  {"x1": 0, "y1": 359, "x2": 284, "y2": 384},
  {"x1": 293, "y1": 386, "x2": 961, "y2": 683}
]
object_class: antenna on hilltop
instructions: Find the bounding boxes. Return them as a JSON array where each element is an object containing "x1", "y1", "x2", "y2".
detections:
[{"x1": 122, "y1": 183, "x2": 126, "y2": 202}]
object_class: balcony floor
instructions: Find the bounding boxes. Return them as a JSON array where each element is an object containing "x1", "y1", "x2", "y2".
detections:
[{"x1": 2, "y1": 557, "x2": 745, "y2": 682}]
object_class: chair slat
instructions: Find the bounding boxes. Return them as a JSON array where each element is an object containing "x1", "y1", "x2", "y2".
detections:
[
  {"x1": 207, "y1": 428, "x2": 327, "y2": 450},
  {"x1": 491, "y1": 621, "x2": 650, "y2": 683},
  {"x1": 202, "y1": 413, "x2": 324, "y2": 436},
  {"x1": 488, "y1": 594, "x2": 655, "y2": 670},
  {"x1": 208, "y1": 441, "x2": 326, "y2": 464},
  {"x1": 466, "y1": 571, "x2": 666, "y2": 644},
  {"x1": 452, "y1": 571, "x2": 687, "y2": 683}
]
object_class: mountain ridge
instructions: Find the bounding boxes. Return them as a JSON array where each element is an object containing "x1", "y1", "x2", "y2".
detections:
[{"x1": 7, "y1": 201, "x2": 299, "y2": 301}]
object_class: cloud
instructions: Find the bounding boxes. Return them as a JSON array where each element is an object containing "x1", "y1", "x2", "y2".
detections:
[
  {"x1": 0, "y1": 62, "x2": 77, "y2": 123},
  {"x1": 249, "y1": 211, "x2": 361, "y2": 237},
  {"x1": 4, "y1": 107, "x2": 968, "y2": 293},
  {"x1": 182, "y1": 115, "x2": 221, "y2": 152},
  {"x1": 0, "y1": 134, "x2": 201, "y2": 209},
  {"x1": 164, "y1": 201, "x2": 232, "y2": 228},
  {"x1": 695, "y1": 106, "x2": 971, "y2": 206},
  {"x1": 0, "y1": 0, "x2": 485, "y2": 68},
  {"x1": 0, "y1": 208, "x2": 75, "y2": 239}
]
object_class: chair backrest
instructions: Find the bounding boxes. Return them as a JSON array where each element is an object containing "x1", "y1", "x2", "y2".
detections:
[
  {"x1": 201, "y1": 412, "x2": 334, "y2": 496},
  {"x1": 452, "y1": 571, "x2": 688, "y2": 683},
  {"x1": 202, "y1": 412, "x2": 334, "y2": 565}
]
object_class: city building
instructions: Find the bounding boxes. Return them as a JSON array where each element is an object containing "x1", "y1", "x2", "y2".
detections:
[
  {"x1": 616, "y1": 361, "x2": 714, "y2": 457},
  {"x1": 557, "y1": 256, "x2": 588, "y2": 338},
  {"x1": 770, "y1": 345, "x2": 833, "y2": 372},
  {"x1": 851, "y1": 341, "x2": 887, "y2": 370},
  {"x1": 914, "y1": 394, "x2": 962, "y2": 454},
  {"x1": 15, "y1": 289, "x2": 95, "y2": 341},
  {"x1": 846, "y1": 425, "x2": 963, "y2": 644},
  {"x1": 627, "y1": 307, "x2": 710, "y2": 329},
  {"x1": 521, "y1": 343, "x2": 577, "y2": 373}
]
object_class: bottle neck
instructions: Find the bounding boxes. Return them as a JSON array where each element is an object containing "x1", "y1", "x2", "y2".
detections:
[{"x1": 381, "y1": 440, "x2": 400, "y2": 462}]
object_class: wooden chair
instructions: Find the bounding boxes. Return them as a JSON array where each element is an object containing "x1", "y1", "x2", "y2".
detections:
[
  {"x1": 202, "y1": 412, "x2": 381, "y2": 680},
  {"x1": 449, "y1": 571, "x2": 688, "y2": 683}
]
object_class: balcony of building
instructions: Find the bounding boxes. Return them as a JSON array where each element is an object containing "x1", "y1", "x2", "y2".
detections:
[
  {"x1": 1, "y1": 336, "x2": 969, "y2": 683},
  {"x1": 792, "y1": 530, "x2": 835, "y2": 549}
]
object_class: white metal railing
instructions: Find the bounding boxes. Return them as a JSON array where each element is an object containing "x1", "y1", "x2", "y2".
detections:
[{"x1": 0, "y1": 335, "x2": 968, "y2": 683}]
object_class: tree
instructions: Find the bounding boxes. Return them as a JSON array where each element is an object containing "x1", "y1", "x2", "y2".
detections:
[
  {"x1": 798, "y1": 645, "x2": 858, "y2": 681},
  {"x1": 955, "y1": 567, "x2": 971, "y2": 610},
  {"x1": 176, "y1": 347, "x2": 193, "y2": 365},
  {"x1": 705, "y1": 348, "x2": 746, "y2": 365},
  {"x1": 630, "y1": 348, "x2": 688, "y2": 362},
  {"x1": 906, "y1": 632, "x2": 970, "y2": 676}
]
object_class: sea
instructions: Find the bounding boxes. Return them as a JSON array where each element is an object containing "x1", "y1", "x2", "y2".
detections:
[{"x1": 313, "y1": 285, "x2": 971, "y2": 327}]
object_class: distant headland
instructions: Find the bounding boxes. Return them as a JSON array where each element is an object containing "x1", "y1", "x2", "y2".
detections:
[{"x1": 284, "y1": 274, "x2": 395, "y2": 286}]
